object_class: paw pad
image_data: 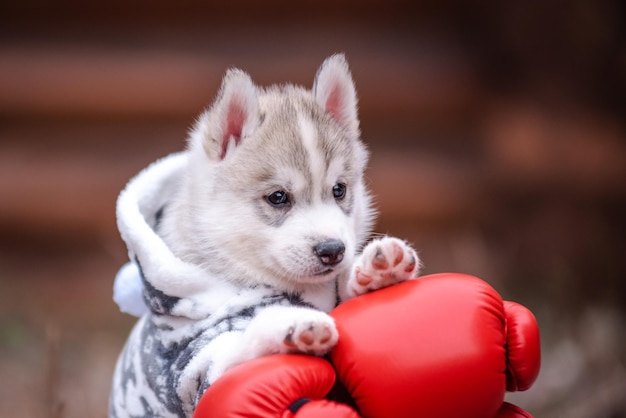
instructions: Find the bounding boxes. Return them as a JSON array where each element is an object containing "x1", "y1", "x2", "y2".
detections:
[
  {"x1": 283, "y1": 319, "x2": 337, "y2": 355},
  {"x1": 349, "y1": 237, "x2": 420, "y2": 296},
  {"x1": 372, "y1": 247, "x2": 389, "y2": 270}
]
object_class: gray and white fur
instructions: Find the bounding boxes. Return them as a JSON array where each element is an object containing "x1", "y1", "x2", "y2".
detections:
[{"x1": 110, "y1": 54, "x2": 420, "y2": 418}]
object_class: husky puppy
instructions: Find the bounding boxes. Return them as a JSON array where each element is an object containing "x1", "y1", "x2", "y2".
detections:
[{"x1": 110, "y1": 54, "x2": 420, "y2": 418}]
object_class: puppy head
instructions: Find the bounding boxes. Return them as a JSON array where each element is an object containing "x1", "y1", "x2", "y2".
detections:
[{"x1": 184, "y1": 54, "x2": 374, "y2": 291}]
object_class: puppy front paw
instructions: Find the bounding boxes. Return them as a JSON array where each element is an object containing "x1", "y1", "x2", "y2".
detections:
[
  {"x1": 283, "y1": 311, "x2": 338, "y2": 355},
  {"x1": 348, "y1": 236, "x2": 420, "y2": 297}
]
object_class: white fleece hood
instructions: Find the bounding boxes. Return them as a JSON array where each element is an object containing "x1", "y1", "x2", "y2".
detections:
[{"x1": 113, "y1": 152, "x2": 237, "y2": 319}]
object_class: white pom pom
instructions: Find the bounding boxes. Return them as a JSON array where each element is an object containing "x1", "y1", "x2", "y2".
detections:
[{"x1": 113, "y1": 262, "x2": 149, "y2": 317}]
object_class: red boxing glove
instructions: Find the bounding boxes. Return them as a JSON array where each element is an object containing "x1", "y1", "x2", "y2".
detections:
[
  {"x1": 329, "y1": 273, "x2": 541, "y2": 418},
  {"x1": 194, "y1": 354, "x2": 359, "y2": 418},
  {"x1": 495, "y1": 402, "x2": 534, "y2": 418},
  {"x1": 503, "y1": 301, "x2": 541, "y2": 392}
]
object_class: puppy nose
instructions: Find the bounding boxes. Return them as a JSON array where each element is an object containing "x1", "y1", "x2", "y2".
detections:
[{"x1": 314, "y1": 239, "x2": 345, "y2": 266}]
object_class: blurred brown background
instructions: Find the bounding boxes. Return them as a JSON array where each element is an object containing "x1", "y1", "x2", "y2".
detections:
[{"x1": 0, "y1": 1, "x2": 625, "y2": 417}]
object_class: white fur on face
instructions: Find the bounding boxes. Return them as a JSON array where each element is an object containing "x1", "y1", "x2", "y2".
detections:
[
  {"x1": 258, "y1": 114, "x2": 357, "y2": 286},
  {"x1": 161, "y1": 55, "x2": 374, "y2": 293},
  {"x1": 268, "y1": 203, "x2": 356, "y2": 282},
  {"x1": 298, "y1": 115, "x2": 325, "y2": 199},
  {"x1": 194, "y1": 115, "x2": 358, "y2": 290}
]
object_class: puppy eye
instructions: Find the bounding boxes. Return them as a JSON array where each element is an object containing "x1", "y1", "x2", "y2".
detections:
[
  {"x1": 332, "y1": 183, "x2": 347, "y2": 200},
  {"x1": 266, "y1": 190, "x2": 291, "y2": 208}
]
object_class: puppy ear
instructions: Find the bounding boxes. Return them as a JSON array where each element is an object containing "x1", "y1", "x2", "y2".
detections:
[
  {"x1": 194, "y1": 69, "x2": 260, "y2": 160},
  {"x1": 313, "y1": 54, "x2": 359, "y2": 133}
]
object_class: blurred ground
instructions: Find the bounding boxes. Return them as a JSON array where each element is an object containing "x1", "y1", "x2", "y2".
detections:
[{"x1": 0, "y1": 1, "x2": 625, "y2": 417}]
